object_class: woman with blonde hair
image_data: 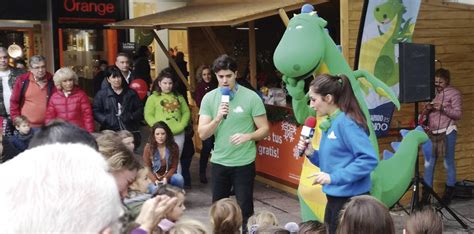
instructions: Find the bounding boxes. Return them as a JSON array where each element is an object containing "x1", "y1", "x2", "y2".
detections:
[
  {"x1": 96, "y1": 130, "x2": 141, "y2": 199},
  {"x1": 45, "y1": 67, "x2": 94, "y2": 132},
  {"x1": 210, "y1": 198, "x2": 243, "y2": 234}
]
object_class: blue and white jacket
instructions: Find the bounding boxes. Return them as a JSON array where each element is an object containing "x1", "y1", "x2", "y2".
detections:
[{"x1": 309, "y1": 112, "x2": 378, "y2": 197}]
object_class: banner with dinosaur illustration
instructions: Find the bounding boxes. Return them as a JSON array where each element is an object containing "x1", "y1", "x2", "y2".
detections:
[{"x1": 357, "y1": 0, "x2": 421, "y2": 136}]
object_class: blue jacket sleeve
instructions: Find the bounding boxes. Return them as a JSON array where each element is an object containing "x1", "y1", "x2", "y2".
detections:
[
  {"x1": 308, "y1": 150, "x2": 320, "y2": 167},
  {"x1": 329, "y1": 121, "x2": 378, "y2": 186}
]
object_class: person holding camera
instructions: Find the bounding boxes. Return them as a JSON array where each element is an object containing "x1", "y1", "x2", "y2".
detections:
[{"x1": 421, "y1": 68, "x2": 462, "y2": 205}]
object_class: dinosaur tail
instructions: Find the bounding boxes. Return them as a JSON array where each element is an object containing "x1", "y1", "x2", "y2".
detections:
[{"x1": 370, "y1": 126, "x2": 429, "y2": 208}]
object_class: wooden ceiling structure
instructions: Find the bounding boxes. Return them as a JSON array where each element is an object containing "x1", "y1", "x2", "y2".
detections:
[{"x1": 108, "y1": 0, "x2": 328, "y2": 91}]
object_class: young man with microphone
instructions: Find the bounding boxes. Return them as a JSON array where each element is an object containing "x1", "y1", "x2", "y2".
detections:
[{"x1": 198, "y1": 54, "x2": 269, "y2": 231}]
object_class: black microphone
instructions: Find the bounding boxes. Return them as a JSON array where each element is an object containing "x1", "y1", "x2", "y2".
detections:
[
  {"x1": 299, "y1": 116, "x2": 316, "y2": 157},
  {"x1": 220, "y1": 87, "x2": 230, "y2": 119}
]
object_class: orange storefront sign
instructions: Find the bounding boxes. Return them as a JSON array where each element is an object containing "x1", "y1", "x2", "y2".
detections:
[{"x1": 256, "y1": 121, "x2": 305, "y2": 187}]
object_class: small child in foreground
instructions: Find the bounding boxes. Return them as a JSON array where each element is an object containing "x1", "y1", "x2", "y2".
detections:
[{"x1": 10, "y1": 116, "x2": 34, "y2": 152}]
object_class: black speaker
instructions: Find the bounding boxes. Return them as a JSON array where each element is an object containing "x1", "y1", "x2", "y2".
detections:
[{"x1": 399, "y1": 42, "x2": 435, "y2": 103}]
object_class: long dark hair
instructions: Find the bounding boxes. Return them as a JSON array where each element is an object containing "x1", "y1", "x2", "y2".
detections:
[
  {"x1": 310, "y1": 74, "x2": 368, "y2": 130},
  {"x1": 151, "y1": 68, "x2": 179, "y2": 95},
  {"x1": 148, "y1": 121, "x2": 178, "y2": 156}
]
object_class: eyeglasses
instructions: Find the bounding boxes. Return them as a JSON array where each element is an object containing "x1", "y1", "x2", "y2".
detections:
[{"x1": 31, "y1": 65, "x2": 46, "y2": 70}]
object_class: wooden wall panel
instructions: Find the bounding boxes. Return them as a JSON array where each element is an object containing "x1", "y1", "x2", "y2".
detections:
[{"x1": 346, "y1": 1, "x2": 474, "y2": 197}]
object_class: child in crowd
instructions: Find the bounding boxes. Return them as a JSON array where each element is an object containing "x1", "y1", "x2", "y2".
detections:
[
  {"x1": 337, "y1": 195, "x2": 395, "y2": 234},
  {"x1": 210, "y1": 198, "x2": 243, "y2": 234},
  {"x1": 124, "y1": 167, "x2": 157, "y2": 219},
  {"x1": 169, "y1": 219, "x2": 209, "y2": 234},
  {"x1": 247, "y1": 210, "x2": 280, "y2": 233},
  {"x1": 404, "y1": 209, "x2": 443, "y2": 234},
  {"x1": 154, "y1": 185, "x2": 186, "y2": 232},
  {"x1": 254, "y1": 226, "x2": 290, "y2": 234},
  {"x1": 143, "y1": 121, "x2": 184, "y2": 188},
  {"x1": 298, "y1": 220, "x2": 326, "y2": 234},
  {"x1": 10, "y1": 116, "x2": 34, "y2": 152},
  {"x1": 118, "y1": 130, "x2": 135, "y2": 152}
]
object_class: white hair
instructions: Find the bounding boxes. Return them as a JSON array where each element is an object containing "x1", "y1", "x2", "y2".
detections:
[
  {"x1": 0, "y1": 143, "x2": 123, "y2": 233},
  {"x1": 53, "y1": 67, "x2": 79, "y2": 90}
]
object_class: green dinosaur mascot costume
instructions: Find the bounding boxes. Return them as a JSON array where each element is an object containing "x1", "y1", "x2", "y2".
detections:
[{"x1": 273, "y1": 4, "x2": 428, "y2": 221}]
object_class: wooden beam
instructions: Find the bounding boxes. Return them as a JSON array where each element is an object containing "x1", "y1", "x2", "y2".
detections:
[
  {"x1": 201, "y1": 27, "x2": 226, "y2": 55},
  {"x1": 152, "y1": 29, "x2": 192, "y2": 91},
  {"x1": 187, "y1": 29, "x2": 196, "y2": 94},
  {"x1": 278, "y1": 8, "x2": 290, "y2": 27},
  {"x1": 186, "y1": 29, "x2": 197, "y2": 106},
  {"x1": 248, "y1": 21, "x2": 257, "y2": 89},
  {"x1": 340, "y1": 0, "x2": 350, "y2": 64},
  {"x1": 423, "y1": 0, "x2": 474, "y2": 11}
]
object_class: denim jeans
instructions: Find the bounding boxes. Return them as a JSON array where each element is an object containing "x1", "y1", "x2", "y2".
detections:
[
  {"x1": 169, "y1": 173, "x2": 185, "y2": 189},
  {"x1": 199, "y1": 136, "x2": 214, "y2": 176},
  {"x1": 423, "y1": 131, "x2": 457, "y2": 187},
  {"x1": 211, "y1": 161, "x2": 255, "y2": 229}
]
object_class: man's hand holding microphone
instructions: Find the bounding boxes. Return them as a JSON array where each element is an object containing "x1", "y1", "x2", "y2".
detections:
[{"x1": 215, "y1": 87, "x2": 230, "y2": 122}]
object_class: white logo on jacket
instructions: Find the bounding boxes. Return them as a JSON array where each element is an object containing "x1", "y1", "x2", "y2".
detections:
[{"x1": 328, "y1": 131, "x2": 337, "y2": 139}]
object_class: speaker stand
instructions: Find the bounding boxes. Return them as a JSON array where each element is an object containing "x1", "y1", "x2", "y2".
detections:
[{"x1": 409, "y1": 153, "x2": 468, "y2": 229}]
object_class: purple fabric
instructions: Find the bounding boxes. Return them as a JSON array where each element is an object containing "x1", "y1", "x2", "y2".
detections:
[{"x1": 130, "y1": 228, "x2": 148, "y2": 234}]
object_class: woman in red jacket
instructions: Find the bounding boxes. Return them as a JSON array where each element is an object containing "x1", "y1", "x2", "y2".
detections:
[{"x1": 45, "y1": 67, "x2": 94, "y2": 132}]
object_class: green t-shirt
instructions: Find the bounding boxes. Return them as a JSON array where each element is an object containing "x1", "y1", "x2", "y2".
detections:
[{"x1": 200, "y1": 86, "x2": 266, "y2": 166}]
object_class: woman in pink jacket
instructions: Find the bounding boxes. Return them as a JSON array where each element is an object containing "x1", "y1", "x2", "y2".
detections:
[
  {"x1": 421, "y1": 68, "x2": 462, "y2": 205},
  {"x1": 45, "y1": 67, "x2": 94, "y2": 132}
]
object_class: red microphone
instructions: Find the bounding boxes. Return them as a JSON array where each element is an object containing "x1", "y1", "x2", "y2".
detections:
[{"x1": 299, "y1": 116, "x2": 316, "y2": 156}]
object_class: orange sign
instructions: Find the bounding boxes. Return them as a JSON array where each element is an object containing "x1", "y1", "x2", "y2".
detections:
[{"x1": 256, "y1": 121, "x2": 305, "y2": 186}]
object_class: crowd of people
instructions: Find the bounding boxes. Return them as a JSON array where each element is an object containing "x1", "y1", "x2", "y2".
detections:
[{"x1": 0, "y1": 46, "x2": 455, "y2": 233}]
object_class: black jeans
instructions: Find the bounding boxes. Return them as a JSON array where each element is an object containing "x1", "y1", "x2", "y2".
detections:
[
  {"x1": 325, "y1": 195, "x2": 351, "y2": 234},
  {"x1": 199, "y1": 136, "x2": 214, "y2": 176},
  {"x1": 211, "y1": 161, "x2": 255, "y2": 229},
  {"x1": 181, "y1": 133, "x2": 195, "y2": 186}
]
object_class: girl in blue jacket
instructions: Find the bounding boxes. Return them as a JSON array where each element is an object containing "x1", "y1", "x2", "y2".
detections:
[{"x1": 298, "y1": 74, "x2": 378, "y2": 234}]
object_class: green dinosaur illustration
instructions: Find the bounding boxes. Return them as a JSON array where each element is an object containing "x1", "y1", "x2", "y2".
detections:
[
  {"x1": 272, "y1": 6, "x2": 427, "y2": 215},
  {"x1": 372, "y1": 0, "x2": 413, "y2": 86}
]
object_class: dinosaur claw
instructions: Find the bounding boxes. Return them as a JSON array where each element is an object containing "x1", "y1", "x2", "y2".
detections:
[
  {"x1": 359, "y1": 78, "x2": 374, "y2": 89},
  {"x1": 375, "y1": 87, "x2": 389, "y2": 98}
]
